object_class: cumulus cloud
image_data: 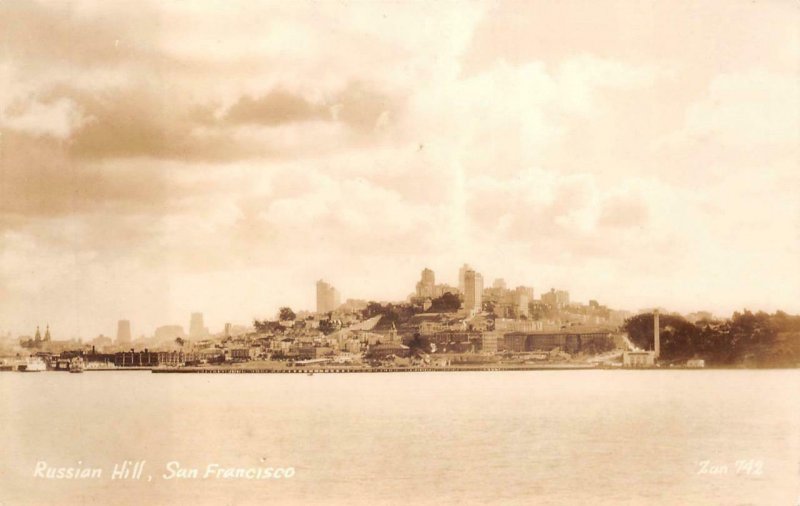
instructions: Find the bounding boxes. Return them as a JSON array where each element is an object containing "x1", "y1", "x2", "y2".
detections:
[
  {"x1": 0, "y1": 0, "x2": 798, "y2": 337},
  {"x1": 225, "y1": 90, "x2": 328, "y2": 126},
  {"x1": 683, "y1": 71, "x2": 799, "y2": 148},
  {"x1": 597, "y1": 195, "x2": 649, "y2": 229}
]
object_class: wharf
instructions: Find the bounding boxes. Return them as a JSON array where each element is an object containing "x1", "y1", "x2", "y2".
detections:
[{"x1": 152, "y1": 364, "x2": 598, "y2": 374}]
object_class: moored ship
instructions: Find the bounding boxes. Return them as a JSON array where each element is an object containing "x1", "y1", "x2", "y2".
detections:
[
  {"x1": 69, "y1": 357, "x2": 85, "y2": 373},
  {"x1": 23, "y1": 356, "x2": 47, "y2": 372}
]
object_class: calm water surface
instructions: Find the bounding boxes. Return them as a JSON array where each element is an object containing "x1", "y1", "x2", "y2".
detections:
[{"x1": 1, "y1": 370, "x2": 798, "y2": 505}]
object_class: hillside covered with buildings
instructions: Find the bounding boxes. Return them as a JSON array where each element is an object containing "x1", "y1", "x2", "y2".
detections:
[{"x1": 2, "y1": 265, "x2": 798, "y2": 370}]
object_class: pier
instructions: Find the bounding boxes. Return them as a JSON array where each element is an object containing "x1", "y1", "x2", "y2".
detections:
[{"x1": 152, "y1": 364, "x2": 598, "y2": 374}]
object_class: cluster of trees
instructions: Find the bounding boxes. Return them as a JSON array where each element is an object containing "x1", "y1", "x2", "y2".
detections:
[
  {"x1": 253, "y1": 319, "x2": 282, "y2": 333},
  {"x1": 317, "y1": 316, "x2": 338, "y2": 335},
  {"x1": 429, "y1": 292, "x2": 461, "y2": 313},
  {"x1": 361, "y1": 301, "x2": 418, "y2": 326},
  {"x1": 406, "y1": 333, "x2": 432, "y2": 355},
  {"x1": 278, "y1": 307, "x2": 296, "y2": 321},
  {"x1": 623, "y1": 310, "x2": 800, "y2": 367}
]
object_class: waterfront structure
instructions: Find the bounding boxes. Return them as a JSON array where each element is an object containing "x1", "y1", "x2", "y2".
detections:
[
  {"x1": 463, "y1": 269, "x2": 483, "y2": 315},
  {"x1": 501, "y1": 329, "x2": 614, "y2": 355},
  {"x1": 367, "y1": 342, "x2": 410, "y2": 359},
  {"x1": 116, "y1": 320, "x2": 132, "y2": 344},
  {"x1": 316, "y1": 280, "x2": 341, "y2": 314},
  {"x1": 686, "y1": 358, "x2": 705, "y2": 368},
  {"x1": 623, "y1": 350, "x2": 655, "y2": 367},
  {"x1": 480, "y1": 332, "x2": 500, "y2": 353}
]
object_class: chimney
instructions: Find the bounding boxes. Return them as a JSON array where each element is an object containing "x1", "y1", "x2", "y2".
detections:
[{"x1": 653, "y1": 309, "x2": 660, "y2": 359}]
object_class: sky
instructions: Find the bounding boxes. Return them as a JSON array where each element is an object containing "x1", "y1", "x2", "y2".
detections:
[{"x1": 1, "y1": 0, "x2": 798, "y2": 339}]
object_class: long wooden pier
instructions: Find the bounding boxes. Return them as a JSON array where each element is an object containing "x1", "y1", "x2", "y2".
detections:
[{"x1": 152, "y1": 365, "x2": 598, "y2": 374}]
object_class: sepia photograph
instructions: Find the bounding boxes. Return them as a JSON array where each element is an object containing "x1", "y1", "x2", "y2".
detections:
[{"x1": 1, "y1": 1, "x2": 799, "y2": 504}]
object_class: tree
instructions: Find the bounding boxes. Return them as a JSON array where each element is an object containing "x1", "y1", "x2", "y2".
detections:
[
  {"x1": 407, "y1": 333, "x2": 432, "y2": 354},
  {"x1": 318, "y1": 317, "x2": 337, "y2": 335},
  {"x1": 254, "y1": 319, "x2": 282, "y2": 334},
  {"x1": 174, "y1": 337, "x2": 185, "y2": 347},
  {"x1": 622, "y1": 313, "x2": 699, "y2": 362},
  {"x1": 362, "y1": 301, "x2": 384, "y2": 319},
  {"x1": 278, "y1": 307, "x2": 296, "y2": 321},
  {"x1": 429, "y1": 292, "x2": 461, "y2": 313}
]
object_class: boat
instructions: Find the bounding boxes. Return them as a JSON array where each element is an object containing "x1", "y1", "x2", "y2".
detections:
[
  {"x1": 69, "y1": 357, "x2": 85, "y2": 373},
  {"x1": 23, "y1": 356, "x2": 47, "y2": 372}
]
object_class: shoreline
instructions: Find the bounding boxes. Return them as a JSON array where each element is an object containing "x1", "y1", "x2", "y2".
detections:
[
  {"x1": 148, "y1": 365, "x2": 800, "y2": 373},
  {"x1": 4, "y1": 364, "x2": 799, "y2": 373}
]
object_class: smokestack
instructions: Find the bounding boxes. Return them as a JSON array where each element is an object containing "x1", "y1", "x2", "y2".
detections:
[{"x1": 653, "y1": 309, "x2": 660, "y2": 359}]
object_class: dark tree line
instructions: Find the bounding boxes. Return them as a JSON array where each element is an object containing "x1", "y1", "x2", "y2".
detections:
[
  {"x1": 429, "y1": 292, "x2": 461, "y2": 313},
  {"x1": 623, "y1": 310, "x2": 800, "y2": 366}
]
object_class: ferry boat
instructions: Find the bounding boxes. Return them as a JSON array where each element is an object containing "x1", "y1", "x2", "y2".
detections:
[
  {"x1": 23, "y1": 357, "x2": 47, "y2": 372},
  {"x1": 69, "y1": 357, "x2": 85, "y2": 373}
]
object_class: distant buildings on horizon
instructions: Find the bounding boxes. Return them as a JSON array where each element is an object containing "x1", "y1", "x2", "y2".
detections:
[
  {"x1": 5, "y1": 263, "x2": 728, "y2": 347},
  {"x1": 116, "y1": 320, "x2": 131, "y2": 344},
  {"x1": 316, "y1": 280, "x2": 341, "y2": 314}
]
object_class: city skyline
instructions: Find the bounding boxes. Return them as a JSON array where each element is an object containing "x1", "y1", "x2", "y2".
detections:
[
  {"x1": 0, "y1": 260, "x2": 766, "y2": 341},
  {"x1": 1, "y1": 1, "x2": 798, "y2": 339}
]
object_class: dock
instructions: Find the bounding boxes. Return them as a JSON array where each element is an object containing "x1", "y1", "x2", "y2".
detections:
[{"x1": 152, "y1": 364, "x2": 599, "y2": 374}]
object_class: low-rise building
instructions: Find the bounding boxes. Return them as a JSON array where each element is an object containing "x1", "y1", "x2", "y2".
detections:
[
  {"x1": 480, "y1": 332, "x2": 500, "y2": 353},
  {"x1": 622, "y1": 350, "x2": 655, "y2": 367},
  {"x1": 495, "y1": 319, "x2": 543, "y2": 333},
  {"x1": 368, "y1": 343, "x2": 410, "y2": 359}
]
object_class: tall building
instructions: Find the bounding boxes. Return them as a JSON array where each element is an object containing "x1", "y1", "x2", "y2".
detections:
[
  {"x1": 189, "y1": 312, "x2": 207, "y2": 339},
  {"x1": 116, "y1": 320, "x2": 131, "y2": 344},
  {"x1": 463, "y1": 269, "x2": 483, "y2": 314},
  {"x1": 516, "y1": 286, "x2": 534, "y2": 300},
  {"x1": 512, "y1": 287, "x2": 530, "y2": 317},
  {"x1": 415, "y1": 268, "x2": 436, "y2": 298},
  {"x1": 458, "y1": 264, "x2": 472, "y2": 294},
  {"x1": 542, "y1": 288, "x2": 570, "y2": 309},
  {"x1": 316, "y1": 280, "x2": 341, "y2": 314},
  {"x1": 492, "y1": 278, "x2": 507, "y2": 290}
]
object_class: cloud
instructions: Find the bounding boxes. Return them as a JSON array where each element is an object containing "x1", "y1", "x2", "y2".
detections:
[
  {"x1": 683, "y1": 71, "x2": 799, "y2": 148},
  {"x1": 224, "y1": 81, "x2": 400, "y2": 134},
  {"x1": 597, "y1": 195, "x2": 649, "y2": 229},
  {"x1": 0, "y1": 96, "x2": 86, "y2": 139},
  {"x1": 225, "y1": 89, "x2": 328, "y2": 126},
  {"x1": 1, "y1": 0, "x2": 798, "y2": 338},
  {"x1": 0, "y1": 1, "x2": 150, "y2": 65},
  {"x1": 65, "y1": 87, "x2": 252, "y2": 161}
]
